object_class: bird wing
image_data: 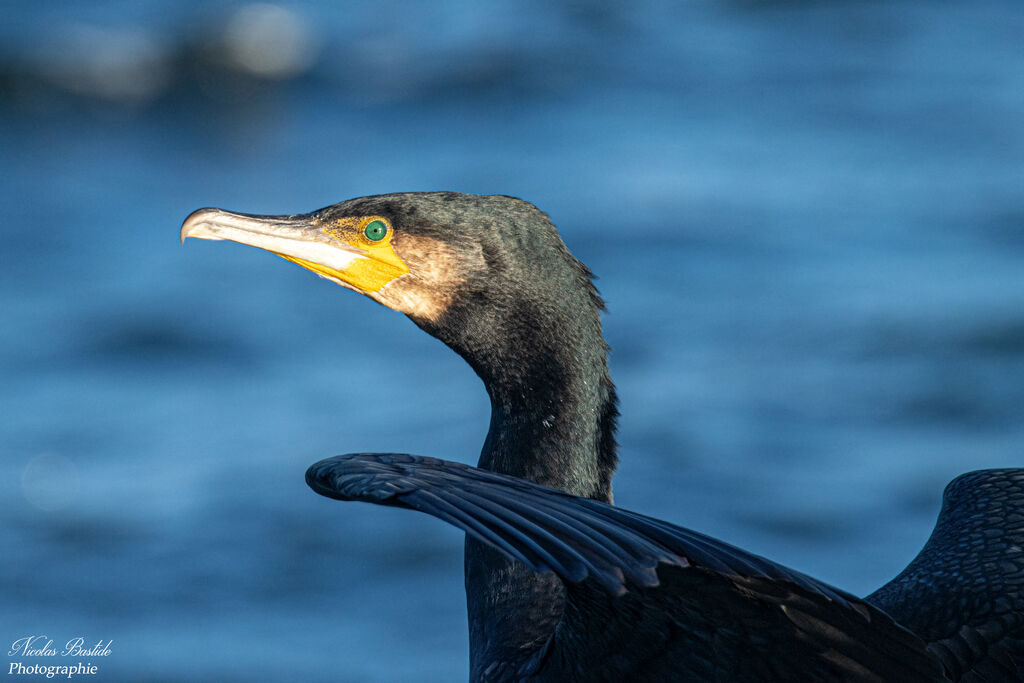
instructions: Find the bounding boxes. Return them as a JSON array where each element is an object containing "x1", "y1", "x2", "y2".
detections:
[
  {"x1": 307, "y1": 453, "x2": 946, "y2": 682},
  {"x1": 867, "y1": 468, "x2": 1024, "y2": 681}
]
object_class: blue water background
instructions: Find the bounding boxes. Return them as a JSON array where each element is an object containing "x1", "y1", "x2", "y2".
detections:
[{"x1": 2, "y1": 1, "x2": 1023, "y2": 680}]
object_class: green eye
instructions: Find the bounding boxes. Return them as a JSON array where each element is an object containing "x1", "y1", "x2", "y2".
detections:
[{"x1": 364, "y1": 219, "x2": 388, "y2": 242}]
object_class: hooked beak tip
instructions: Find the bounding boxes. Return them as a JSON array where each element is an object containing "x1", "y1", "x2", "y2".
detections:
[{"x1": 180, "y1": 207, "x2": 224, "y2": 245}]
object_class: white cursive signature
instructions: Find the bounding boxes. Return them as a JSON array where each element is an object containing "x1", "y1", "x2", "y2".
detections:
[{"x1": 8, "y1": 636, "x2": 112, "y2": 657}]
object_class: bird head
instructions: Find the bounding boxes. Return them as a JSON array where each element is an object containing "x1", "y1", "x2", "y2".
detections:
[{"x1": 181, "y1": 191, "x2": 590, "y2": 326}]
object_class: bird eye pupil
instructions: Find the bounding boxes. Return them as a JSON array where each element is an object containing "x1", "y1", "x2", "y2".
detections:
[{"x1": 364, "y1": 220, "x2": 387, "y2": 241}]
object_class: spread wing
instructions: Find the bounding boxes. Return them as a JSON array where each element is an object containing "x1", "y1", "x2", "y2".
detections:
[{"x1": 307, "y1": 453, "x2": 946, "y2": 682}]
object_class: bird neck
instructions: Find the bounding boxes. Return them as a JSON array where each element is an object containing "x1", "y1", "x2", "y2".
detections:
[
  {"x1": 478, "y1": 351, "x2": 617, "y2": 502},
  {"x1": 425, "y1": 288, "x2": 618, "y2": 503},
  {"x1": 446, "y1": 293, "x2": 618, "y2": 678},
  {"x1": 414, "y1": 241, "x2": 619, "y2": 676}
]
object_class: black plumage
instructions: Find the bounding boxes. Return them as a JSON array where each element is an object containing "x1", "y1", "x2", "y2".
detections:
[
  {"x1": 182, "y1": 192, "x2": 1024, "y2": 681},
  {"x1": 308, "y1": 454, "x2": 1024, "y2": 681},
  {"x1": 869, "y1": 470, "x2": 1024, "y2": 681}
]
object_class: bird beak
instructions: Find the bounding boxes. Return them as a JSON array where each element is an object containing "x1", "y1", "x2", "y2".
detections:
[{"x1": 180, "y1": 207, "x2": 408, "y2": 293}]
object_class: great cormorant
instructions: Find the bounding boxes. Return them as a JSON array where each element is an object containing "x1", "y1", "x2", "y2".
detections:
[{"x1": 181, "y1": 192, "x2": 1024, "y2": 681}]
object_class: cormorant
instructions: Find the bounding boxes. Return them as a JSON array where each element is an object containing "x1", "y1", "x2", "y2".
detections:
[{"x1": 181, "y1": 192, "x2": 1024, "y2": 681}]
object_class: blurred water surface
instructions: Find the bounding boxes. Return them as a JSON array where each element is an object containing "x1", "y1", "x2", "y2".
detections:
[{"x1": 2, "y1": 1, "x2": 1024, "y2": 680}]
